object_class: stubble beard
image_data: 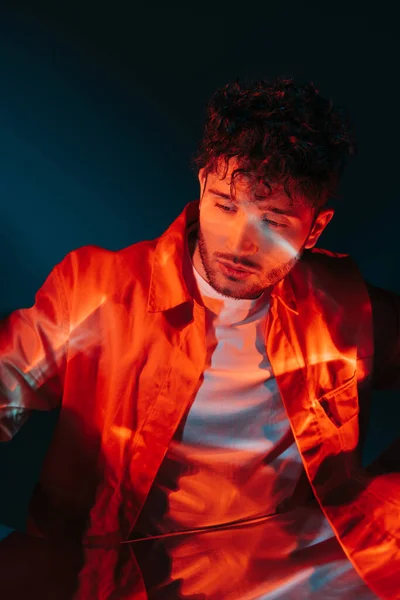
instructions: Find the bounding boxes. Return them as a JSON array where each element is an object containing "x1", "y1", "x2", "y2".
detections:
[{"x1": 196, "y1": 230, "x2": 303, "y2": 300}]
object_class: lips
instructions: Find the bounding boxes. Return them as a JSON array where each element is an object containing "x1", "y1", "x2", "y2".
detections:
[
  {"x1": 217, "y1": 261, "x2": 255, "y2": 280},
  {"x1": 219, "y1": 261, "x2": 254, "y2": 274}
]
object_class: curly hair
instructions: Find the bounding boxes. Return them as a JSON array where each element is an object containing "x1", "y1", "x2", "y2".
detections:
[{"x1": 191, "y1": 76, "x2": 357, "y2": 209}]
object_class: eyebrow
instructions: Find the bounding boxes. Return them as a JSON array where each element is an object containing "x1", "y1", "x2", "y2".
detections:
[{"x1": 208, "y1": 188, "x2": 300, "y2": 217}]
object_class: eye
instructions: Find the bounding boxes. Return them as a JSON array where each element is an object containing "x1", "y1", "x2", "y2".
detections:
[
  {"x1": 216, "y1": 203, "x2": 287, "y2": 228},
  {"x1": 215, "y1": 203, "x2": 234, "y2": 213},
  {"x1": 261, "y1": 217, "x2": 287, "y2": 228}
]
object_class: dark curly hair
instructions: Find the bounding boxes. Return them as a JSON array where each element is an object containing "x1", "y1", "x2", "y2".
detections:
[{"x1": 192, "y1": 76, "x2": 357, "y2": 209}]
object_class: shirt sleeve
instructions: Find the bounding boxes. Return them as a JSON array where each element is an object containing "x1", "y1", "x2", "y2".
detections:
[
  {"x1": 366, "y1": 282, "x2": 400, "y2": 390},
  {"x1": 0, "y1": 262, "x2": 69, "y2": 442}
]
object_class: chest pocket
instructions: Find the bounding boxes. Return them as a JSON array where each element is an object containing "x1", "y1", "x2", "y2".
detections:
[{"x1": 317, "y1": 373, "x2": 359, "y2": 428}]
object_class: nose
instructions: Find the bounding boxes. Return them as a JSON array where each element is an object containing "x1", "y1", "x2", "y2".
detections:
[{"x1": 226, "y1": 215, "x2": 259, "y2": 255}]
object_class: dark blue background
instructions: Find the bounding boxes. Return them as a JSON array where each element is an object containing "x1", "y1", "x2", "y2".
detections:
[{"x1": 0, "y1": 2, "x2": 399, "y2": 538}]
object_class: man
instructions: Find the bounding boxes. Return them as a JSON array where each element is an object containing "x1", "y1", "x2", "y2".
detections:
[{"x1": 0, "y1": 76, "x2": 399, "y2": 599}]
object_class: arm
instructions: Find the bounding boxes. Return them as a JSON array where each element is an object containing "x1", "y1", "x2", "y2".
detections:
[
  {"x1": 0, "y1": 262, "x2": 69, "y2": 442},
  {"x1": 366, "y1": 282, "x2": 400, "y2": 390}
]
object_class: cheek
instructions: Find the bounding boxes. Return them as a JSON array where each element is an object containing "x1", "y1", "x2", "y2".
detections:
[
  {"x1": 256, "y1": 227, "x2": 288, "y2": 251},
  {"x1": 258, "y1": 229, "x2": 304, "y2": 260},
  {"x1": 201, "y1": 215, "x2": 229, "y2": 248},
  {"x1": 201, "y1": 212, "x2": 224, "y2": 239}
]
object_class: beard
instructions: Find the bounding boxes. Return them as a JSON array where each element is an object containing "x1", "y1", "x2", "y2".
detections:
[{"x1": 196, "y1": 229, "x2": 304, "y2": 300}]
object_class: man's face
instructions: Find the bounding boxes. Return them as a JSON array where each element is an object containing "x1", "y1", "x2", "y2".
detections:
[{"x1": 193, "y1": 160, "x2": 334, "y2": 300}]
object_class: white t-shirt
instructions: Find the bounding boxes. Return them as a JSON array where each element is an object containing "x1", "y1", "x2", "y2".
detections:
[{"x1": 134, "y1": 259, "x2": 376, "y2": 599}]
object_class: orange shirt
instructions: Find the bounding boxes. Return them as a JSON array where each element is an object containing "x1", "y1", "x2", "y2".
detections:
[{"x1": 1, "y1": 200, "x2": 399, "y2": 599}]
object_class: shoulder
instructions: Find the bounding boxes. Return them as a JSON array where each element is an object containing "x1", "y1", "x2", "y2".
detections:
[
  {"x1": 285, "y1": 247, "x2": 375, "y2": 330},
  {"x1": 57, "y1": 240, "x2": 157, "y2": 286},
  {"x1": 301, "y1": 247, "x2": 352, "y2": 270},
  {"x1": 294, "y1": 247, "x2": 365, "y2": 294},
  {"x1": 51, "y1": 242, "x2": 158, "y2": 329},
  {"x1": 302, "y1": 249, "x2": 400, "y2": 312}
]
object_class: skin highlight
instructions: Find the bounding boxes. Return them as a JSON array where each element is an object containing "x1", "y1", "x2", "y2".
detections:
[{"x1": 192, "y1": 159, "x2": 334, "y2": 300}]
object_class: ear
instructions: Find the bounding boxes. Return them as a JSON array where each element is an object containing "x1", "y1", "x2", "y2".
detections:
[{"x1": 304, "y1": 208, "x2": 335, "y2": 249}]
